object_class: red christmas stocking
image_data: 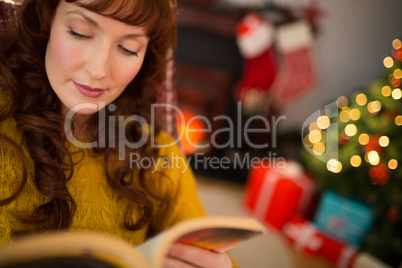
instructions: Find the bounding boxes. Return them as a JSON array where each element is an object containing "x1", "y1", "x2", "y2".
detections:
[
  {"x1": 271, "y1": 20, "x2": 317, "y2": 104},
  {"x1": 235, "y1": 13, "x2": 277, "y2": 103}
]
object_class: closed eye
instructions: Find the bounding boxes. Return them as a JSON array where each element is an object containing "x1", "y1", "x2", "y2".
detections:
[
  {"x1": 67, "y1": 27, "x2": 138, "y2": 57},
  {"x1": 118, "y1": 45, "x2": 138, "y2": 57},
  {"x1": 67, "y1": 27, "x2": 91, "y2": 40}
]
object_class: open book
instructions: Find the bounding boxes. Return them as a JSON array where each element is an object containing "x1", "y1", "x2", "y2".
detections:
[{"x1": 0, "y1": 216, "x2": 266, "y2": 268}]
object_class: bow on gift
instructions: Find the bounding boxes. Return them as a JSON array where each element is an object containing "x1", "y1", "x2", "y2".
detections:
[{"x1": 283, "y1": 217, "x2": 323, "y2": 255}]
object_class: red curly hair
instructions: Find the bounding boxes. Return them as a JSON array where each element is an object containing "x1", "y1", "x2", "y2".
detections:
[{"x1": 0, "y1": 0, "x2": 176, "y2": 234}]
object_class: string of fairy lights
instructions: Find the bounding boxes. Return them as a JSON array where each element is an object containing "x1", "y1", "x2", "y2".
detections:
[{"x1": 304, "y1": 39, "x2": 402, "y2": 177}]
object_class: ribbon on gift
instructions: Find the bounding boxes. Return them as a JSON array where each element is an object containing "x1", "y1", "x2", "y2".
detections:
[
  {"x1": 283, "y1": 219, "x2": 323, "y2": 254},
  {"x1": 337, "y1": 246, "x2": 356, "y2": 268}
]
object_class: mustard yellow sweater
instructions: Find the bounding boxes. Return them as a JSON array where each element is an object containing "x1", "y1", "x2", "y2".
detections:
[
  {"x1": 0, "y1": 92, "x2": 206, "y2": 245},
  {"x1": 0, "y1": 92, "x2": 239, "y2": 268}
]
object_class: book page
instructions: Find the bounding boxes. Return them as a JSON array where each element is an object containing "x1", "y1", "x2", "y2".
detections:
[
  {"x1": 0, "y1": 232, "x2": 149, "y2": 268},
  {"x1": 136, "y1": 216, "x2": 265, "y2": 267}
]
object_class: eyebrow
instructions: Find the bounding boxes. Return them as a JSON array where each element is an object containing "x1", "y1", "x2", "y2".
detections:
[
  {"x1": 65, "y1": 10, "x2": 147, "y2": 39},
  {"x1": 66, "y1": 10, "x2": 99, "y2": 27}
]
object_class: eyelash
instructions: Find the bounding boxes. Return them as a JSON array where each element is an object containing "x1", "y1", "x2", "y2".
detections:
[
  {"x1": 67, "y1": 28, "x2": 90, "y2": 40},
  {"x1": 67, "y1": 28, "x2": 139, "y2": 57},
  {"x1": 118, "y1": 45, "x2": 138, "y2": 57}
]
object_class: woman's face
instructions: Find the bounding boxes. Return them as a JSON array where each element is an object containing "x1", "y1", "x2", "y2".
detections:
[{"x1": 45, "y1": 0, "x2": 149, "y2": 115}]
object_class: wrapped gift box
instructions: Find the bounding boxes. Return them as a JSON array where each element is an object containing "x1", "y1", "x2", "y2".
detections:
[
  {"x1": 283, "y1": 215, "x2": 324, "y2": 255},
  {"x1": 318, "y1": 232, "x2": 358, "y2": 268},
  {"x1": 243, "y1": 160, "x2": 314, "y2": 230},
  {"x1": 314, "y1": 190, "x2": 374, "y2": 248},
  {"x1": 283, "y1": 215, "x2": 358, "y2": 268}
]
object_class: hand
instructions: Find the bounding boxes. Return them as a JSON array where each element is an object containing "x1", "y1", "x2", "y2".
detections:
[{"x1": 164, "y1": 243, "x2": 232, "y2": 268}]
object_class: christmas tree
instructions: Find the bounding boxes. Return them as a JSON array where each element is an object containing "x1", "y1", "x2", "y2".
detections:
[{"x1": 301, "y1": 39, "x2": 402, "y2": 267}]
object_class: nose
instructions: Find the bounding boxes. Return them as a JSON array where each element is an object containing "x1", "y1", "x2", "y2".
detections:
[{"x1": 84, "y1": 42, "x2": 111, "y2": 80}]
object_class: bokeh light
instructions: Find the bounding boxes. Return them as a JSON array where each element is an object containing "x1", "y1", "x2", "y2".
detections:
[
  {"x1": 356, "y1": 93, "x2": 367, "y2": 106},
  {"x1": 313, "y1": 143, "x2": 326, "y2": 155},
  {"x1": 381, "y1": 86, "x2": 392, "y2": 97},
  {"x1": 393, "y1": 69, "x2": 402, "y2": 79},
  {"x1": 350, "y1": 155, "x2": 362, "y2": 167},
  {"x1": 379, "y1": 136, "x2": 390, "y2": 147},
  {"x1": 395, "y1": 115, "x2": 402, "y2": 126},
  {"x1": 359, "y1": 133, "x2": 370, "y2": 145},
  {"x1": 345, "y1": 124, "x2": 357, "y2": 137},
  {"x1": 392, "y1": 39, "x2": 402, "y2": 49},
  {"x1": 317, "y1": 115, "x2": 331, "y2": 129},
  {"x1": 388, "y1": 159, "x2": 398, "y2": 170},
  {"x1": 391, "y1": 77, "x2": 400, "y2": 87},
  {"x1": 308, "y1": 130, "x2": 322, "y2": 144},
  {"x1": 392, "y1": 88, "x2": 402, "y2": 100},
  {"x1": 327, "y1": 159, "x2": 342, "y2": 173},
  {"x1": 383, "y1": 56, "x2": 394, "y2": 68},
  {"x1": 367, "y1": 101, "x2": 382, "y2": 114},
  {"x1": 340, "y1": 110, "x2": 350, "y2": 122},
  {"x1": 349, "y1": 108, "x2": 361, "y2": 121},
  {"x1": 367, "y1": 151, "x2": 380, "y2": 165},
  {"x1": 337, "y1": 96, "x2": 349, "y2": 109}
]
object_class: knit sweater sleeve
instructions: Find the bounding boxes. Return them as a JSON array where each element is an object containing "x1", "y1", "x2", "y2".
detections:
[
  {"x1": 0, "y1": 92, "x2": 19, "y2": 243},
  {"x1": 0, "y1": 93, "x2": 38, "y2": 245},
  {"x1": 0, "y1": 120, "x2": 20, "y2": 244}
]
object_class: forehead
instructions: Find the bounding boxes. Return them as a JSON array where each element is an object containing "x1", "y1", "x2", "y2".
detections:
[
  {"x1": 66, "y1": 0, "x2": 173, "y2": 40},
  {"x1": 58, "y1": 1, "x2": 148, "y2": 38}
]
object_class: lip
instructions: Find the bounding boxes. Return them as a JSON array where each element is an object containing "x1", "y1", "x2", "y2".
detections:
[{"x1": 73, "y1": 81, "x2": 106, "y2": 98}]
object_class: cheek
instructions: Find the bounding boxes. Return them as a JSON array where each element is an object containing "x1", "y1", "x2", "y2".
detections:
[
  {"x1": 47, "y1": 32, "x2": 80, "y2": 74},
  {"x1": 113, "y1": 60, "x2": 144, "y2": 88}
]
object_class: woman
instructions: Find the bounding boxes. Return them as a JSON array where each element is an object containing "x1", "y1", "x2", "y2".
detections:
[{"x1": 0, "y1": 0, "x2": 234, "y2": 267}]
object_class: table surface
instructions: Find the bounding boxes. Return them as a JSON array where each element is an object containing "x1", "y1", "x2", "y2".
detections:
[{"x1": 195, "y1": 175, "x2": 332, "y2": 268}]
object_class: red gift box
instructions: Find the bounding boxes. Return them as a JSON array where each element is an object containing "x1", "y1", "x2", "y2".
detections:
[
  {"x1": 282, "y1": 215, "x2": 358, "y2": 268},
  {"x1": 283, "y1": 215, "x2": 324, "y2": 255},
  {"x1": 318, "y1": 234, "x2": 358, "y2": 268},
  {"x1": 243, "y1": 160, "x2": 314, "y2": 230}
]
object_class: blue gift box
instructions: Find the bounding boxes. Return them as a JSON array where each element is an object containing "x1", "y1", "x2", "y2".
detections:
[{"x1": 314, "y1": 190, "x2": 374, "y2": 248}]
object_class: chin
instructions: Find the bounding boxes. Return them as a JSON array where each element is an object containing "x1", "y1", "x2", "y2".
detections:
[
  {"x1": 74, "y1": 108, "x2": 100, "y2": 115},
  {"x1": 62, "y1": 100, "x2": 105, "y2": 118}
]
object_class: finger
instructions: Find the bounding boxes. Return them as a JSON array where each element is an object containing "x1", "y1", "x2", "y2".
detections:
[
  {"x1": 167, "y1": 243, "x2": 232, "y2": 268},
  {"x1": 163, "y1": 257, "x2": 198, "y2": 268}
]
